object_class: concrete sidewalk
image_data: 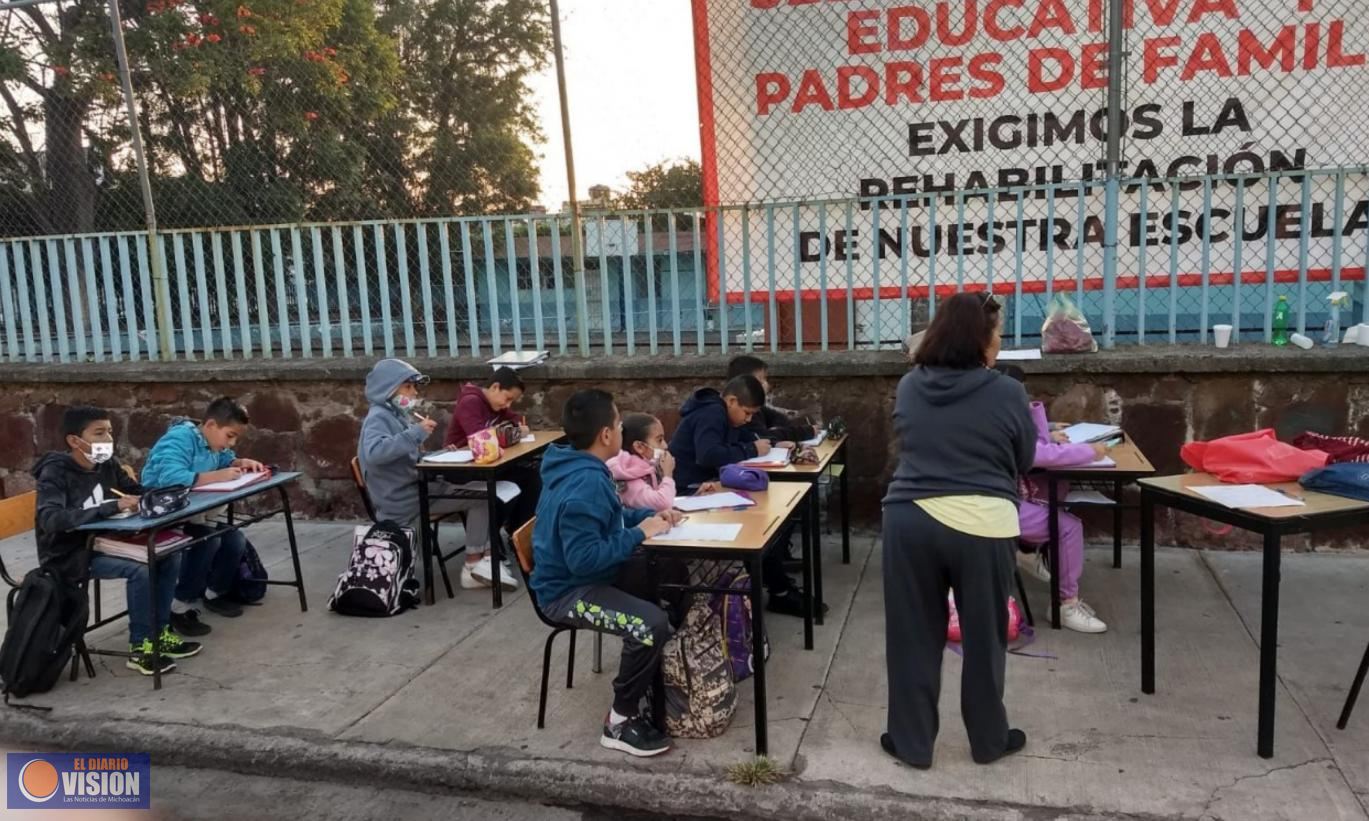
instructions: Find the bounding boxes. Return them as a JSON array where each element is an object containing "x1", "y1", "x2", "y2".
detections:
[{"x1": 1, "y1": 521, "x2": 1368, "y2": 820}]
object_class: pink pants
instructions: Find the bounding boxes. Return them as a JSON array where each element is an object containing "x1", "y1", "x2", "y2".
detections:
[{"x1": 1018, "y1": 501, "x2": 1083, "y2": 600}]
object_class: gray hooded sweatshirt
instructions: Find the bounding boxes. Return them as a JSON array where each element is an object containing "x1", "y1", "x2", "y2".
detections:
[{"x1": 358, "y1": 359, "x2": 431, "y2": 523}]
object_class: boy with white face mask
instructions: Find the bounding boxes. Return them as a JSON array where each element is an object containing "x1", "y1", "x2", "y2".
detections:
[{"x1": 33, "y1": 406, "x2": 200, "y2": 677}]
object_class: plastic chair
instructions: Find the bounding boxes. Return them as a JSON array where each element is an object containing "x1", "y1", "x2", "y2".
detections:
[
  {"x1": 349, "y1": 456, "x2": 464, "y2": 599},
  {"x1": 511, "y1": 518, "x2": 578, "y2": 729}
]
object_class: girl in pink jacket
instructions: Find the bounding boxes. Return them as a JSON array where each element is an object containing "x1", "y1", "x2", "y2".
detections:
[
  {"x1": 608, "y1": 414, "x2": 719, "y2": 512},
  {"x1": 1009, "y1": 383, "x2": 1110, "y2": 634}
]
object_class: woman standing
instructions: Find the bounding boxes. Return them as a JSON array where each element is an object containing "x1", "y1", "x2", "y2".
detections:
[{"x1": 881, "y1": 292, "x2": 1037, "y2": 768}]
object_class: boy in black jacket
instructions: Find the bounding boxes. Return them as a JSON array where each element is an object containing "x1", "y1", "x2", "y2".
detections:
[
  {"x1": 33, "y1": 407, "x2": 201, "y2": 676},
  {"x1": 726, "y1": 355, "x2": 818, "y2": 444},
  {"x1": 667, "y1": 376, "x2": 812, "y2": 617}
]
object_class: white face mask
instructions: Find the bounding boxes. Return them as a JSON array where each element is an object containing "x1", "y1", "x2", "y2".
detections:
[
  {"x1": 84, "y1": 440, "x2": 114, "y2": 465},
  {"x1": 393, "y1": 394, "x2": 418, "y2": 411}
]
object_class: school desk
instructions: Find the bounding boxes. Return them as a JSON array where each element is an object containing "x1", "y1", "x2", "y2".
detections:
[
  {"x1": 643, "y1": 483, "x2": 813, "y2": 757},
  {"x1": 415, "y1": 431, "x2": 565, "y2": 608},
  {"x1": 750, "y1": 434, "x2": 850, "y2": 626},
  {"x1": 1037, "y1": 437, "x2": 1156, "y2": 629},
  {"x1": 1138, "y1": 473, "x2": 1369, "y2": 758},
  {"x1": 75, "y1": 471, "x2": 306, "y2": 691}
]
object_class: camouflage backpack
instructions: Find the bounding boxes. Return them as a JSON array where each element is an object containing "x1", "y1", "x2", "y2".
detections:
[{"x1": 662, "y1": 594, "x2": 737, "y2": 739}]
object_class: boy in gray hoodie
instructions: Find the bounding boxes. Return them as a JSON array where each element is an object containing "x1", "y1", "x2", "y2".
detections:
[{"x1": 358, "y1": 359, "x2": 505, "y2": 591}]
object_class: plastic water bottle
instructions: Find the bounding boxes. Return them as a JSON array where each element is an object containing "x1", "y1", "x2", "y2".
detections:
[{"x1": 1272, "y1": 296, "x2": 1290, "y2": 346}]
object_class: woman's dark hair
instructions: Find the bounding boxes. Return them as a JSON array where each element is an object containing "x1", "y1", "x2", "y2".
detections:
[
  {"x1": 913, "y1": 292, "x2": 1002, "y2": 370},
  {"x1": 621, "y1": 413, "x2": 659, "y2": 455}
]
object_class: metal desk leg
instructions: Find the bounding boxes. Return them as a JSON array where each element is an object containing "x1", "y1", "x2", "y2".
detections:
[
  {"x1": 750, "y1": 554, "x2": 769, "y2": 757},
  {"x1": 279, "y1": 486, "x2": 308, "y2": 611},
  {"x1": 810, "y1": 484, "x2": 824, "y2": 626},
  {"x1": 418, "y1": 474, "x2": 435, "y2": 606},
  {"x1": 1113, "y1": 479, "x2": 1124, "y2": 569},
  {"x1": 839, "y1": 450, "x2": 851, "y2": 565},
  {"x1": 1048, "y1": 477, "x2": 1062, "y2": 630},
  {"x1": 487, "y1": 477, "x2": 504, "y2": 609},
  {"x1": 147, "y1": 531, "x2": 163, "y2": 691},
  {"x1": 1141, "y1": 491, "x2": 1156, "y2": 694},
  {"x1": 800, "y1": 497, "x2": 814, "y2": 651},
  {"x1": 592, "y1": 633, "x2": 603, "y2": 674},
  {"x1": 1258, "y1": 529, "x2": 1282, "y2": 759}
]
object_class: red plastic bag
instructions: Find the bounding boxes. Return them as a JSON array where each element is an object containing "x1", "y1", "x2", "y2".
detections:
[
  {"x1": 1180, "y1": 429, "x2": 1328, "y2": 484},
  {"x1": 948, "y1": 594, "x2": 1023, "y2": 643}
]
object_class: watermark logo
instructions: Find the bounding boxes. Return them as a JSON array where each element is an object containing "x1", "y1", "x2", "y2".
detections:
[{"x1": 7, "y1": 754, "x2": 150, "y2": 810}]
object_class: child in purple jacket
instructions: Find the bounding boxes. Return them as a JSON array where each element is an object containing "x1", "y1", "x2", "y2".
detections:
[{"x1": 1002, "y1": 369, "x2": 1110, "y2": 634}]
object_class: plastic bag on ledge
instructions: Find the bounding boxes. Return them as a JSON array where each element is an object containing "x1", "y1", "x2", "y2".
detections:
[{"x1": 1040, "y1": 294, "x2": 1099, "y2": 354}]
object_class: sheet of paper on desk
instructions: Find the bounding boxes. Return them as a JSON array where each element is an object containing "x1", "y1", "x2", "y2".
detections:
[
  {"x1": 996, "y1": 348, "x2": 1042, "y2": 361},
  {"x1": 496, "y1": 481, "x2": 521, "y2": 503},
  {"x1": 1066, "y1": 490, "x2": 1115, "y2": 505},
  {"x1": 1087, "y1": 457, "x2": 1116, "y2": 468},
  {"x1": 192, "y1": 471, "x2": 271, "y2": 492},
  {"x1": 520, "y1": 434, "x2": 536, "y2": 443},
  {"x1": 421, "y1": 450, "x2": 474, "y2": 465},
  {"x1": 674, "y1": 492, "x2": 756, "y2": 512},
  {"x1": 1192, "y1": 484, "x2": 1305, "y2": 509},
  {"x1": 658, "y1": 522, "x2": 743, "y2": 542},
  {"x1": 743, "y1": 447, "x2": 791, "y2": 466},
  {"x1": 1062, "y1": 423, "x2": 1123, "y2": 444},
  {"x1": 801, "y1": 430, "x2": 828, "y2": 447}
]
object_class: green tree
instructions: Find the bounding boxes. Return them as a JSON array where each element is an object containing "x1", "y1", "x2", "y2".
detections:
[{"x1": 617, "y1": 158, "x2": 702, "y2": 212}]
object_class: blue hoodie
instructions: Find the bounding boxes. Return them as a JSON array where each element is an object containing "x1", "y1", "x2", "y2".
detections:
[
  {"x1": 141, "y1": 418, "x2": 236, "y2": 488},
  {"x1": 668, "y1": 388, "x2": 759, "y2": 491},
  {"x1": 531, "y1": 444, "x2": 656, "y2": 606}
]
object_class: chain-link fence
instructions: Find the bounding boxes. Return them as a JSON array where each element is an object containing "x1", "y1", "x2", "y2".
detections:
[{"x1": 2, "y1": 0, "x2": 1368, "y2": 363}]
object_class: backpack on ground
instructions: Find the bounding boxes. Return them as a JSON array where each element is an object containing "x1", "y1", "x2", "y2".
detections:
[
  {"x1": 662, "y1": 594, "x2": 737, "y2": 739},
  {"x1": 230, "y1": 540, "x2": 268, "y2": 604},
  {"x1": 709, "y1": 569, "x2": 770, "y2": 683},
  {"x1": 328, "y1": 522, "x2": 420, "y2": 617},
  {"x1": 0, "y1": 567, "x2": 89, "y2": 707}
]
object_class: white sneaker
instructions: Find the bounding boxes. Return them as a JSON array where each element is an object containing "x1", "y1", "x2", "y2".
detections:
[
  {"x1": 461, "y1": 561, "x2": 491, "y2": 589},
  {"x1": 1016, "y1": 550, "x2": 1051, "y2": 584},
  {"x1": 1061, "y1": 599, "x2": 1107, "y2": 634},
  {"x1": 468, "y1": 556, "x2": 519, "y2": 592}
]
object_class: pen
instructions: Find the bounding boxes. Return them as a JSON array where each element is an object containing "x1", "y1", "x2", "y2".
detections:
[
  {"x1": 109, "y1": 488, "x2": 130, "y2": 498},
  {"x1": 1274, "y1": 487, "x2": 1304, "y2": 501},
  {"x1": 413, "y1": 412, "x2": 431, "y2": 423}
]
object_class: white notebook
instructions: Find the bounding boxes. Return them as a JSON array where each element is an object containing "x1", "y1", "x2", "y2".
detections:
[
  {"x1": 673, "y1": 492, "x2": 756, "y2": 513},
  {"x1": 193, "y1": 471, "x2": 271, "y2": 493},
  {"x1": 743, "y1": 447, "x2": 791, "y2": 466},
  {"x1": 1062, "y1": 423, "x2": 1123, "y2": 444}
]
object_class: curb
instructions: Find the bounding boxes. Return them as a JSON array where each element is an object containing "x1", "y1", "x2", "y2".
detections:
[{"x1": 0, "y1": 711, "x2": 1120, "y2": 821}]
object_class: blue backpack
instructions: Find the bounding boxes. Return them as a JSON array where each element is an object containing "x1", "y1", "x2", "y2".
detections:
[{"x1": 1300, "y1": 463, "x2": 1369, "y2": 502}]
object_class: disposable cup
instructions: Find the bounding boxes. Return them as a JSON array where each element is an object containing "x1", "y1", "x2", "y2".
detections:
[
  {"x1": 1213, "y1": 324, "x2": 1233, "y2": 348},
  {"x1": 1289, "y1": 332, "x2": 1314, "y2": 350}
]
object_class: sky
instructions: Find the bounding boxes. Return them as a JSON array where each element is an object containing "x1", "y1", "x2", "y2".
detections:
[{"x1": 526, "y1": 0, "x2": 702, "y2": 210}]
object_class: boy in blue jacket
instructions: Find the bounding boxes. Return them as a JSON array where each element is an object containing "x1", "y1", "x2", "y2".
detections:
[
  {"x1": 141, "y1": 397, "x2": 264, "y2": 635},
  {"x1": 668, "y1": 375, "x2": 810, "y2": 617},
  {"x1": 532, "y1": 389, "x2": 680, "y2": 758}
]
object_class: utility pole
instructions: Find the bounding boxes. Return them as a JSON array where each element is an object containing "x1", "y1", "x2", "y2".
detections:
[
  {"x1": 549, "y1": 0, "x2": 591, "y2": 356},
  {"x1": 108, "y1": 0, "x2": 174, "y2": 361},
  {"x1": 1100, "y1": 0, "x2": 1126, "y2": 349}
]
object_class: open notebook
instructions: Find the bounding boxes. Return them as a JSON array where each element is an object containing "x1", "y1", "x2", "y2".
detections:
[{"x1": 193, "y1": 471, "x2": 272, "y2": 493}]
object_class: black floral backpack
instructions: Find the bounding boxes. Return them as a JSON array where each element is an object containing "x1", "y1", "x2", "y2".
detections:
[{"x1": 328, "y1": 521, "x2": 420, "y2": 617}]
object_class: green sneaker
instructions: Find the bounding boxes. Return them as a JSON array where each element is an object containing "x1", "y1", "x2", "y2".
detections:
[
  {"x1": 125, "y1": 639, "x2": 177, "y2": 676},
  {"x1": 157, "y1": 627, "x2": 203, "y2": 660}
]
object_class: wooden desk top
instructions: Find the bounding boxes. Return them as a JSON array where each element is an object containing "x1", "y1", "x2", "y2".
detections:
[
  {"x1": 645, "y1": 484, "x2": 810, "y2": 551},
  {"x1": 1140, "y1": 473, "x2": 1369, "y2": 521},
  {"x1": 751, "y1": 435, "x2": 847, "y2": 476},
  {"x1": 1042, "y1": 438, "x2": 1155, "y2": 476},
  {"x1": 418, "y1": 430, "x2": 565, "y2": 472}
]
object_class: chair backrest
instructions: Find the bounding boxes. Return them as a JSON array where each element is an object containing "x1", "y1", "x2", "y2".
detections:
[
  {"x1": 349, "y1": 457, "x2": 377, "y2": 522},
  {"x1": 512, "y1": 518, "x2": 535, "y2": 575},
  {"x1": 0, "y1": 491, "x2": 36, "y2": 587}
]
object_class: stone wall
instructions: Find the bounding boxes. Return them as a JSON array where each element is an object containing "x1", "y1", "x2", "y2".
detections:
[{"x1": 2, "y1": 347, "x2": 1367, "y2": 549}]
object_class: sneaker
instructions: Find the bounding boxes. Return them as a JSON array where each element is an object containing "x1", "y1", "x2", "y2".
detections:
[
  {"x1": 766, "y1": 588, "x2": 829, "y2": 618},
  {"x1": 461, "y1": 562, "x2": 492, "y2": 589},
  {"x1": 1017, "y1": 549, "x2": 1051, "y2": 584},
  {"x1": 169, "y1": 609, "x2": 212, "y2": 637},
  {"x1": 125, "y1": 640, "x2": 177, "y2": 676},
  {"x1": 469, "y1": 556, "x2": 520, "y2": 592},
  {"x1": 157, "y1": 627, "x2": 202, "y2": 660},
  {"x1": 1061, "y1": 599, "x2": 1108, "y2": 634},
  {"x1": 203, "y1": 595, "x2": 243, "y2": 618},
  {"x1": 600, "y1": 716, "x2": 672, "y2": 758}
]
